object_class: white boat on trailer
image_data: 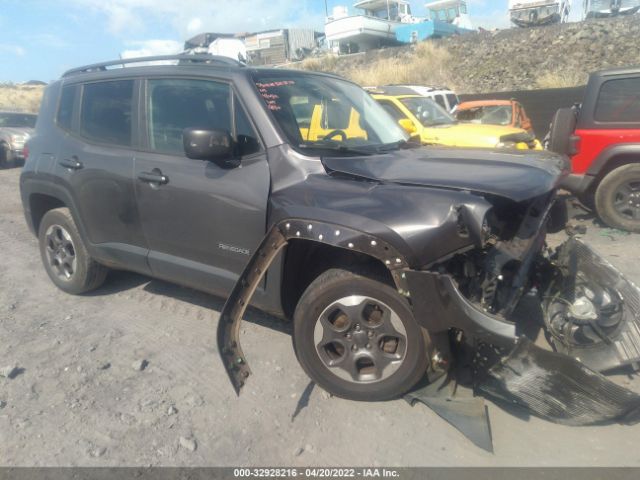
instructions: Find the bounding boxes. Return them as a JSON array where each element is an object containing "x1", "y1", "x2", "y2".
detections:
[
  {"x1": 325, "y1": 0, "x2": 417, "y2": 53},
  {"x1": 583, "y1": 0, "x2": 640, "y2": 18}
]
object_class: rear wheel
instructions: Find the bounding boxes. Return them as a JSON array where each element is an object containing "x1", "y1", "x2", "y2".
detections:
[
  {"x1": 38, "y1": 208, "x2": 108, "y2": 294},
  {"x1": 293, "y1": 268, "x2": 428, "y2": 401},
  {"x1": 595, "y1": 164, "x2": 640, "y2": 233}
]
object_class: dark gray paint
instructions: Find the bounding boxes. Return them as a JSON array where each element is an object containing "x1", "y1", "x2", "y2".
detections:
[{"x1": 20, "y1": 60, "x2": 567, "y2": 321}]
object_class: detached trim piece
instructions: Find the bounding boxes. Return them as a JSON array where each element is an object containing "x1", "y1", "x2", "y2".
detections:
[
  {"x1": 217, "y1": 226, "x2": 287, "y2": 395},
  {"x1": 217, "y1": 219, "x2": 409, "y2": 395},
  {"x1": 478, "y1": 338, "x2": 640, "y2": 426}
]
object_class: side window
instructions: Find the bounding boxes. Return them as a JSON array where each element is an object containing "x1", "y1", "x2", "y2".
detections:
[
  {"x1": 446, "y1": 94, "x2": 458, "y2": 110},
  {"x1": 147, "y1": 78, "x2": 232, "y2": 155},
  {"x1": 595, "y1": 78, "x2": 640, "y2": 123},
  {"x1": 57, "y1": 85, "x2": 77, "y2": 131},
  {"x1": 234, "y1": 97, "x2": 261, "y2": 156},
  {"x1": 377, "y1": 100, "x2": 406, "y2": 122},
  {"x1": 433, "y1": 95, "x2": 446, "y2": 110},
  {"x1": 80, "y1": 80, "x2": 134, "y2": 146}
]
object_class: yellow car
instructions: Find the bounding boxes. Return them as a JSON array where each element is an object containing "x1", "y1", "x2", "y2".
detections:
[{"x1": 370, "y1": 90, "x2": 542, "y2": 150}]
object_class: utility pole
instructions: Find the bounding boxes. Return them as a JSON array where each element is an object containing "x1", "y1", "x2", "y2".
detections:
[{"x1": 324, "y1": 0, "x2": 329, "y2": 17}]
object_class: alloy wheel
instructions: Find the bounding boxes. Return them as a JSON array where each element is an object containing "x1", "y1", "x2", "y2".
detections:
[
  {"x1": 613, "y1": 180, "x2": 640, "y2": 221},
  {"x1": 313, "y1": 295, "x2": 407, "y2": 384},
  {"x1": 44, "y1": 224, "x2": 77, "y2": 281}
]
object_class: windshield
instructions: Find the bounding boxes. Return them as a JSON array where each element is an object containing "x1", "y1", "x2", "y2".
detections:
[
  {"x1": 253, "y1": 72, "x2": 408, "y2": 153},
  {"x1": 400, "y1": 97, "x2": 455, "y2": 127},
  {"x1": 0, "y1": 113, "x2": 37, "y2": 128},
  {"x1": 457, "y1": 105, "x2": 513, "y2": 126}
]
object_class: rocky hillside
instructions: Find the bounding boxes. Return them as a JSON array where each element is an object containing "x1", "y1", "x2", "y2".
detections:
[
  {"x1": 0, "y1": 84, "x2": 45, "y2": 113},
  {"x1": 299, "y1": 15, "x2": 640, "y2": 94}
]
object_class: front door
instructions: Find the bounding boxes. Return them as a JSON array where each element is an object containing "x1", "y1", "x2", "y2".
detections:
[{"x1": 133, "y1": 77, "x2": 270, "y2": 296}]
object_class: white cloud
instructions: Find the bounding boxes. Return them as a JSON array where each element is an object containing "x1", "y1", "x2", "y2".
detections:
[
  {"x1": 0, "y1": 44, "x2": 26, "y2": 56},
  {"x1": 121, "y1": 39, "x2": 183, "y2": 58},
  {"x1": 70, "y1": 0, "x2": 324, "y2": 38},
  {"x1": 186, "y1": 17, "x2": 203, "y2": 34}
]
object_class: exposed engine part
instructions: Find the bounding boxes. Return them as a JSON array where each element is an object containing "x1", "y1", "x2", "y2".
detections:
[
  {"x1": 444, "y1": 193, "x2": 556, "y2": 317},
  {"x1": 546, "y1": 280, "x2": 624, "y2": 347},
  {"x1": 477, "y1": 338, "x2": 640, "y2": 426},
  {"x1": 544, "y1": 237, "x2": 640, "y2": 371}
]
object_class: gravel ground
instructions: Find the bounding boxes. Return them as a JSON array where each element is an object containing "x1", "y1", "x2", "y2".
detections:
[{"x1": 1, "y1": 166, "x2": 639, "y2": 467}]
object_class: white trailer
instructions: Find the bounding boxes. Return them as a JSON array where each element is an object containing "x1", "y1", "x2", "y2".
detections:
[{"x1": 508, "y1": 0, "x2": 571, "y2": 27}]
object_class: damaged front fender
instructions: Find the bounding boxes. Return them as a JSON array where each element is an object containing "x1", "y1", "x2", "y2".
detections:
[{"x1": 217, "y1": 219, "x2": 410, "y2": 395}]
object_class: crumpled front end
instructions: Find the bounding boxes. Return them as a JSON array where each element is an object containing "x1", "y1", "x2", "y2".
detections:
[
  {"x1": 216, "y1": 143, "x2": 639, "y2": 428},
  {"x1": 406, "y1": 219, "x2": 640, "y2": 376},
  {"x1": 403, "y1": 191, "x2": 640, "y2": 426}
]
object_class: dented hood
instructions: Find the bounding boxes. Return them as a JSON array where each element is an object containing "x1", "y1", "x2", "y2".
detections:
[{"x1": 322, "y1": 147, "x2": 568, "y2": 202}]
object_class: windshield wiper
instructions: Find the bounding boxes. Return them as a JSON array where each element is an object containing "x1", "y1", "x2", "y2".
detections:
[{"x1": 298, "y1": 142, "x2": 375, "y2": 156}]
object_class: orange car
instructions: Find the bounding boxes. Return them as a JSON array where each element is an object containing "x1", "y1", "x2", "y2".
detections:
[{"x1": 455, "y1": 99, "x2": 534, "y2": 134}]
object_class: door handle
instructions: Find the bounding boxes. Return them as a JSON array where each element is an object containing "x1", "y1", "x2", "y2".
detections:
[
  {"x1": 59, "y1": 157, "x2": 83, "y2": 170},
  {"x1": 138, "y1": 170, "x2": 169, "y2": 185}
]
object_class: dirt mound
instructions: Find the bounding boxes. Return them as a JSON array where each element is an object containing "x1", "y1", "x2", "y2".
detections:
[{"x1": 298, "y1": 15, "x2": 640, "y2": 94}]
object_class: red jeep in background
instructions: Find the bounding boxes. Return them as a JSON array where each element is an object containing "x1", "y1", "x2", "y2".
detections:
[{"x1": 550, "y1": 66, "x2": 640, "y2": 232}]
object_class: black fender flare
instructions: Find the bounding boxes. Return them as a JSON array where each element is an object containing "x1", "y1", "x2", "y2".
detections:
[
  {"x1": 217, "y1": 218, "x2": 411, "y2": 395},
  {"x1": 21, "y1": 177, "x2": 87, "y2": 240},
  {"x1": 587, "y1": 143, "x2": 640, "y2": 177}
]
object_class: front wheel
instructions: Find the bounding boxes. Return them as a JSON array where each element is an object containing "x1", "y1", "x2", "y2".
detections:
[
  {"x1": 293, "y1": 268, "x2": 428, "y2": 401},
  {"x1": 595, "y1": 164, "x2": 640, "y2": 233}
]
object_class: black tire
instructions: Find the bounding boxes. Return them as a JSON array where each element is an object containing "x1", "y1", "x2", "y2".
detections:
[
  {"x1": 0, "y1": 143, "x2": 12, "y2": 169},
  {"x1": 38, "y1": 208, "x2": 108, "y2": 294},
  {"x1": 293, "y1": 268, "x2": 428, "y2": 401},
  {"x1": 595, "y1": 164, "x2": 640, "y2": 233},
  {"x1": 548, "y1": 108, "x2": 577, "y2": 155}
]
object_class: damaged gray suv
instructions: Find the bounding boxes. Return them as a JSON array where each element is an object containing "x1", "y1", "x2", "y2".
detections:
[{"x1": 20, "y1": 56, "x2": 640, "y2": 412}]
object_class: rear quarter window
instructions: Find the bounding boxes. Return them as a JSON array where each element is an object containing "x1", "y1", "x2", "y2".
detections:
[
  {"x1": 56, "y1": 85, "x2": 77, "y2": 131},
  {"x1": 595, "y1": 77, "x2": 640, "y2": 123}
]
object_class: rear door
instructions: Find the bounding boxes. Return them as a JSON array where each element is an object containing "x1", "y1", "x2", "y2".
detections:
[
  {"x1": 54, "y1": 78, "x2": 150, "y2": 273},
  {"x1": 133, "y1": 77, "x2": 270, "y2": 295}
]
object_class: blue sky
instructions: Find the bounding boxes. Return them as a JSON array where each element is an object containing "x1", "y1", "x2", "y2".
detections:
[{"x1": 0, "y1": 0, "x2": 579, "y2": 82}]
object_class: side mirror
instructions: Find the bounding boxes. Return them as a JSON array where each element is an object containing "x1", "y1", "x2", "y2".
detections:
[
  {"x1": 183, "y1": 128, "x2": 234, "y2": 162},
  {"x1": 398, "y1": 119, "x2": 417, "y2": 135}
]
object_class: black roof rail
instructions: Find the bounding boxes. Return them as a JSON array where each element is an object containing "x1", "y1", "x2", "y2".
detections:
[{"x1": 62, "y1": 54, "x2": 244, "y2": 77}]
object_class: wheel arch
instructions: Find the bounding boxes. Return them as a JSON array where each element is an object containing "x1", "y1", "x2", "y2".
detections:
[
  {"x1": 584, "y1": 147, "x2": 640, "y2": 201},
  {"x1": 280, "y1": 238, "x2": 396, "y2": 320},
  {"x1": 21, "y1": 179, "x2": 85, "y2": 240},
  {"x1": 588, "y1": 145, "x2": 640, "y2": 182},
  {"x1": 28, "y1": 193, "x2": 67, "y2": 234}
]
